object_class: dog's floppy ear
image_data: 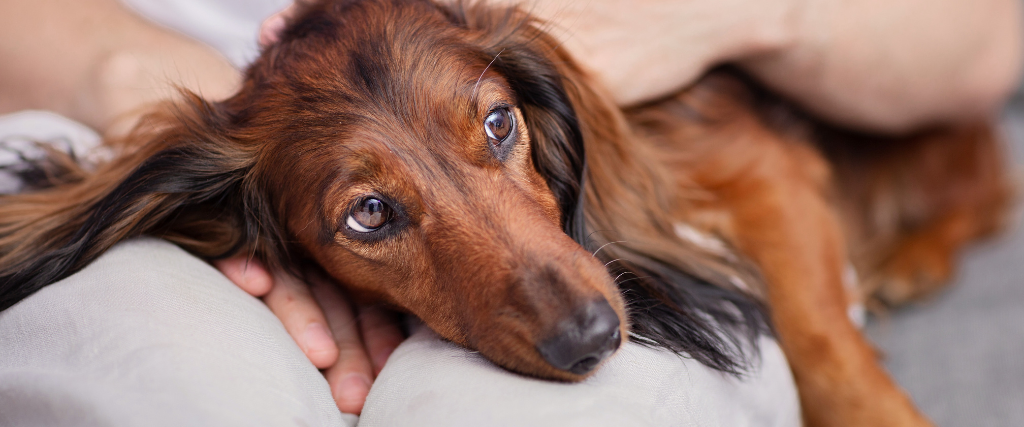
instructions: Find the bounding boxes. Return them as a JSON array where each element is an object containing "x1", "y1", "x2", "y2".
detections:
[
  {"x1": 448, "y1": 5, "x2": 589, "y2": 239},
  {"x1": 450, "y1": 3, "x2": 772, "y2": 374},
  {"x1": 0, "y1": 94, "x2": 279, "y2": 311}
]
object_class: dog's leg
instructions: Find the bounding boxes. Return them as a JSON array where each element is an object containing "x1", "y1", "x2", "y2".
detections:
[
  {"x1": 630, "y1": 74, "x2": 934, "y2": 426},
  {"x1": 869, "y1": 204, "x2": 1003, "y2": 305},
  {"x1": 715, "y1": 142, "x2": 927, "y2": 426},
  {"x1": 683, "y1": 135, "x2": 933, "y2": 427}
]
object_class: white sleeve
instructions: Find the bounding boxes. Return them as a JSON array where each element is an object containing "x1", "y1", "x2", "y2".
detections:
[{"x1": 119, "y1": 0, "x2": 290, "y2": 67}]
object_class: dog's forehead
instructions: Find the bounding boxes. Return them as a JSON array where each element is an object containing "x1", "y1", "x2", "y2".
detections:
[
  {"x1": 279, "y1": 0, "x2": 500, "y2": 103},
  {"x1": 337, "y1": 16, "x2": 508, "y2": 113},
  {"x1": 276, "y1": 3, "x2": 519, "y2": 155},
  {"x1": 258, "y1": 0, "x2": 535, "y2": 191}
]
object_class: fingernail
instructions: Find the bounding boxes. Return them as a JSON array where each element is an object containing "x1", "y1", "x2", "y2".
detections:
[
  {"x1": 335, "y1": 373, "x2": 372, "y2": 413},
  {"x1": 303, "y1": 322, "x2": 334, "y2": 356}
]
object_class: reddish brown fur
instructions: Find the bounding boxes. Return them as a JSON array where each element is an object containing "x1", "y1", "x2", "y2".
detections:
[
  {"x1": 0, "y1": 1, "x2": 1013, "y2": 425},
  {"x1": 628, "y1": 74, "x2": 1012, "y2": 425}
]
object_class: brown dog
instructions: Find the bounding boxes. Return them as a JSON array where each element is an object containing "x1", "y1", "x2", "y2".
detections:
[{"x1": 0, "y1": 0, "x2": 1011, "y2": 425}]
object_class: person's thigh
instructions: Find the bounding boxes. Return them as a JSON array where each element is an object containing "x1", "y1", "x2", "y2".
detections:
[
  {"x1": 361, "y1": 326, "x2": 801, "y2": 427},
  {"x1": 0, "y1": 238, "x2": 351, "y2": 427}
]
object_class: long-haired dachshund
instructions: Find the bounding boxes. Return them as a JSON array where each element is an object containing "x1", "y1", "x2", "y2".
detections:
[{"x1": 0, "y1": 0, "x2": 1011, "y2": 425}]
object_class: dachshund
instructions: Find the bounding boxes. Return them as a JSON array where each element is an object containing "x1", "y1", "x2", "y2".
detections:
[{"x1": 0, "y1": 0, "x2": 1012, "y2": 425}]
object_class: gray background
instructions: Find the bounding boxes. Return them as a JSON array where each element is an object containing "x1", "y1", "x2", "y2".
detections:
[{"x1": 864, "y1": 95, "x2": 1024, "y2": 426}]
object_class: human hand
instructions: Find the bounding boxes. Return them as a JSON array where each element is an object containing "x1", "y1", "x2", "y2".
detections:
[
  {"x1": 214, "y1": 255, "x2": 404, "y2": 415},
  {"x1": 488, "y1": 0, "x2": 799, "y2": 106},
  {"x1": 259, "y1": 0, "x2": 315, "y2": 47}
]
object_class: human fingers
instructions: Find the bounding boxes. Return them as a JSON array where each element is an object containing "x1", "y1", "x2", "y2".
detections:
[
  {"x1": 213, "y1": 254, "x2": 273, "y2": 297},
  {"x1": 356, "y1": 305, "x2": 404, "y2": 376},
  {"x1": 310, "y1": 273, "x2": 375, "y2": 415},
  {"x1": 263, "y1": 270, "x2": 340, "y2": 369},
  {"x1": 258, "y1": 4, "x2": 295, "y2": 47},
  {"x1": 258, "y1": 0, "x2": 317, "y2": 47}
]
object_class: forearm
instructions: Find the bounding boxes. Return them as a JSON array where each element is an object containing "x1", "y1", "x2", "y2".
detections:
[
  {"x1": 498, "y1": 0, "x2": 800, "y2": 107},
  {"x1": 0, "y1": 0, "x2": 240, "y2": 135},
  {"x1": 514, "y1": 0, "x2": 1022, "y2": 133},
  {"x1": 742, "y1": 0, "x2": 1024, "y2": 133}
]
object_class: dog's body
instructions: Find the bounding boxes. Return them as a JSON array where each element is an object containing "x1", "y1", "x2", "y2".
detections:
[
  {"x1": 0, "y1": 0, "x2": 1011, "y2": 425},
  {"x1": 628, "y1": 77, "x2": 1010, "y2": 426}
]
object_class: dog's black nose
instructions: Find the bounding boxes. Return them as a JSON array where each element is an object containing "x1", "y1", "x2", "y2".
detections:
[{"x1": 536, "y1": 298, "x2": 622, "y2": 375}]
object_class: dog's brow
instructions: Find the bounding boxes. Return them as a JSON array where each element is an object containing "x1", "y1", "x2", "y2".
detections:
[{"x1": 472, "y1": 48, "x2": 506, "y2": 101}]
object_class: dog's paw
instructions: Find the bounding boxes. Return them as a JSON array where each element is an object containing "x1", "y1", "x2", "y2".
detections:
[{"x1": 870, "y1": 235, "x2": 955, "y2": 306}]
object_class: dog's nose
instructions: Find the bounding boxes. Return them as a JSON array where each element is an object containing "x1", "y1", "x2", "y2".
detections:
[{"x1": 536, "y1": 298, "x2": 622, "y2": 375}]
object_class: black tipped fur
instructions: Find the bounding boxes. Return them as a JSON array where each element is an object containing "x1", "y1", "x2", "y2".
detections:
[{"x1": 0, "y1": 143, "x2": 245, "y2": 311}]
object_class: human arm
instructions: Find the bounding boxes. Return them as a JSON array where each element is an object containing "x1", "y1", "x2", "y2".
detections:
[
  {"x1": 741, "y1": 0, "x2": 1024, "y2": 133},
  {"x1": 0, "y1": 0, "x2": 240, "y2": 136},
  {"x1": 481, "y1": 0, "x2": 1024, "y2": 133},
  {"x1": 262, "y1": 0, "x2": 1022, "y2": 133}
]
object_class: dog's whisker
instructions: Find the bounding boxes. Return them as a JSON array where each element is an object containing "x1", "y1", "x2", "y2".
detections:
[
  {"x1": 591, "y1": 240, "x2": 626, "y2": 257},
  {"x1": 615, "y1": 276, "x2": 652, "y2": 287},
  {"x1": 472, "y1": 48, "x2": 505, "y2": 101},
  {"x1": 604, "y1": 258, "x2": 623, "y2": 267},
  {"x1": 583, "y1": 228, "x2": 617, "y2": 249}
]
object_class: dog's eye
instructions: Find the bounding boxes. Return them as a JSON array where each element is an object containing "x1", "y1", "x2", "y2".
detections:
[
  {"x1": 347, "y1": 198, "x2": 392, "y2": 233},
  {"x1": 484, "y1": 107, "x2": 513, "y2": 144}
]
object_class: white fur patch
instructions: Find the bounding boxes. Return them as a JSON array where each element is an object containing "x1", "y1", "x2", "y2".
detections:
[
  {"x1": 673, "y1": 222, "x2": 868, "y2": 327},
  {"x1": 673, "y1": 223, "x2": 750, "y2": 292},
  {"x1": 844, "y1": 263, "x2": 866, "y2": 328},
  {"x1": 673, "y1": 223, "x2": 731, "y2": 259}
]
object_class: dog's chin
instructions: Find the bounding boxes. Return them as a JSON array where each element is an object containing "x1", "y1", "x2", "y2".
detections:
[
  {"x1": 483, "y1": 322, "x2": 629, "y2": 382},
  {"x1": 459, "y1": 293, "x2": 630, "y2": 382}
]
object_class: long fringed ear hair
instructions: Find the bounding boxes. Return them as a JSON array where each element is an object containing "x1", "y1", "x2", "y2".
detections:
[
  {"x1": 0, "y1": 94, "x2": 285, "y2": 311},
  {"x1": 448, "y1": 2, "x2": 772, "y2": 375},
  {"x1": 0, "y1": 0, "x2": 771, "y2": 375}
]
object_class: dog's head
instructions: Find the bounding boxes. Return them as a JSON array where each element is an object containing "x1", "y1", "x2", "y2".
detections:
[
  {"x1": 217, "y1": 0, "x2": 626, "y2": 380},
  {"x1": 1, "y1": 0, "x2": 768, "y2": 381}
]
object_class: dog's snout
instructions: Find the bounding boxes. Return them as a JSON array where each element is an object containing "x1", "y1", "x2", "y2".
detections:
[{"x1": 536, "y1": 298, "x2": 622, "y2": 375}]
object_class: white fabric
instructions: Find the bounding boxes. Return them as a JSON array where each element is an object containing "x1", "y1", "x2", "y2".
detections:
[
  {"x1": 120, "y1": 0, "x2": 289, "y2": 67},
  {"x1": 0, "y1": 110, "x2": 104, "y2": 194},
  {"x1": 363, "y1": 327, "x2": 799, "y2": 427},
  {"x1": 0, "y1": 238, "x2": 353, "y2": 427}
]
